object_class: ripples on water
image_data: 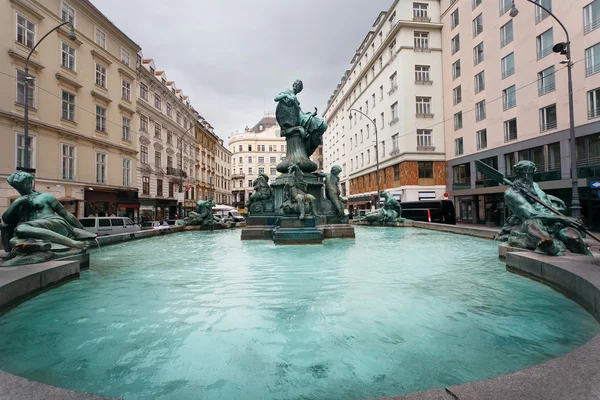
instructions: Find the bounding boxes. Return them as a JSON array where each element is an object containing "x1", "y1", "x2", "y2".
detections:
[{"x1": 0, "y1": 227, "x2": 597, "y2": 400}]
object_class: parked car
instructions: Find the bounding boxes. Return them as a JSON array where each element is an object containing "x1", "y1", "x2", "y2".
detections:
[
  {"x1": 79, "y1": 217, "x2": 140, "y2": 236},
  {"x1": 212, "y1": 205, "x2": 245, "y2": 222},
  {"x1": 149, "y1": 221, "x2": 171, "y2": 230},
  {"x1": 400, "y1": 200, "x2": 456, "y2": 224},
  {"x1": 166, "y1": 219, "x2": 186, "y2": 227}
]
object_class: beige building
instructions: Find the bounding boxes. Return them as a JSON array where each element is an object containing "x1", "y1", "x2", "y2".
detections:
[
  {"x1": 442, "y1": 0, "x2": 600, "y2": 228},
  {"x1": 0, "y1": 0, "x2": 141, "y2": 219},
  {"x1": 322, "y1": 0, "x2": 447, "y2": 210},
  {"x1": 214, "y1": 140, "x2": 232, "y2": 205},
  {"x1": 136, "y1": 57, "x2": 202, "y2": 221},
  {"x1": 228, "y1": 115, "x2": 286, "y2": 210}
]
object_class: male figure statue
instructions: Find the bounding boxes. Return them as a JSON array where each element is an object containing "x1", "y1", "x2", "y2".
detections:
[
  {"x1": 1, "y1": 171, "x2": 95, "y2": 252},
  {"x1": 185, "y1": 199, "x2": 216, "y2": 226},
  {"x1": 285, "y1": 164, "x2": 317, "y2": 220},
  {"x1": 504, "y1": 161, "x2": 590, "y2": 255},
  {"x1": 313, "y1": 165, "x2": 345, "y2": 217},
  {"x1": 247, "y1": 173, "x2": 272, "y2": 206}
]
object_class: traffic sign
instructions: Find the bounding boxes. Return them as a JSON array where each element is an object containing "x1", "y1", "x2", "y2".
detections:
[{"x1": 591, "y1": 181, "x2": 600, "y2": 189}]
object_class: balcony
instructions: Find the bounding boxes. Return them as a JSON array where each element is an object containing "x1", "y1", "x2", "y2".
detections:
[
  {"x1": 586, "y1": 63, "x2": 600, "y2": 77},
  {"x1": 415, "y1": 78, "x2": 433, "y2": 85},
  {"x1": 415, "y1": 112, "x2": 434, "y2": 118},
  {"x1": 501, "y1": 67, "x2": 514, "y2": 80},
  {"x1": 589, "y1": 107, "x2": 600, "y2": 120},
  {"x1": 585, "y1": 18, "x2": 600, "y2": 34},
  {"x1": 390, "y1": 147, "x2": 400, "y2": 156},
  {"x1": 388, "y1": 84, "x2": 398, "y2": 95},
  {"x1": 539, "y1": 83, "x2": 556, "y2": 96},
  {"x1": 537, "y1": 45, "x2": 553, "y2": 60},
  {"x1": 166, "y1": 166, "x2": 187, "y2": 178},
  {"x1": 232, "y1": 173, "x2": 245, "y2": 179},
  {"x1": 413, "y1": 15, "x2": 431, "y2": 22},
  {"x1": 540, "y1": 120, "x2": 557, "y2": 132},
  {"x1": 388, "y1": 117, "x2": 399, "y2": 126}
]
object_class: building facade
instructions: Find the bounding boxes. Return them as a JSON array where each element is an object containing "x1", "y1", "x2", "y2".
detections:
[
  {"x1": 228, "y1": 115, "x2": 286, "y2": 210},
  {"x1": 322, "y1": 0, "x2": 447, "y2": 211},
  {"x1": 136, "y1": 57, "x2": 201, "y2": 221},
  {"x1": 214, "y1": 140, "x2": 232, "y2": 205},
  {"x1": 0, "y1": 0, "x2": 141, "y2": 219},
  {"x1": 442, "y1": 0, "x2": 600, "y2": 228}
]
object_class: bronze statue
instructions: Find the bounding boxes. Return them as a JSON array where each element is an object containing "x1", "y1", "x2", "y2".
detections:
[
  {"x1": 361, "y1": 191, "x2": 405, "y2": 223},
  {"x1": 247, "y1": 173, "x2": 272, "y2": 207},
  {"x1": 185, "y1": 199, "x2": 215, "y2": 227},
  {"x1": 1, "y1": 171, "x2": 95, "y2": 254},
  {"x1": 281, "y1": 164, "x2": 317, "y2": 220},
  {"x1": 313, "y1": 165, "x2": 345, "y2": 217},
  {"x1": 501, "y1": 161, "x2": 590, "y2": 255},
  {"x1": 274, "y1": 80, "x2": 327, "y2": 173}
]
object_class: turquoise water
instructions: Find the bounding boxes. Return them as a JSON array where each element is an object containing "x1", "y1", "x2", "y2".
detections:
[{"x1": 0, "y1": 227, "x2": 598, "y2": 399}]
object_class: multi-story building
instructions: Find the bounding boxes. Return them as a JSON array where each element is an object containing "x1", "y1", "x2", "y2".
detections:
[
  {"x1": 137, "y1": 57, "x2": 201, "y2": 221},
  {"x1": 215, "y1": 140, "x2": 232, "y2": 205},
  {"x1": 322, "y1": 0, "x2": 447, "y2": 211},
  {"x1": 0, "y1": 0, "x2": 141, "y2": 219},
  {"x1": 442, "y1": 0, "x2": 600, "y2": 228},
  {"x1": 228, "y1": 115, "x2": 286, "y2": 210}
]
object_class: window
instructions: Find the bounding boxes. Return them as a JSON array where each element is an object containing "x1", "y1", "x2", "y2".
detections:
[
  {"x1": 95, "y1": 105, "x2": 106, "y2": 132},
  {"x1": 361, "y1": 153, "x2": 364, "y2": 166},
  {"x1": 140, "y1": 114, "x2": 148, "y2": 132},
  {"x1": 380, "y1": 85, "x2": 384, "y2": 100},
  {"x1": 392, "y1": 133, "x2": 399, "y2": 151},
  {"x1": 62, "y1": 144, "x2": 75, "y2": 180},
  {"x1": 16, "y1": 69, "x2": 34, "y2": 106},
  {"x1": 121, "y1": 79, "x2": 131, "y2": 100},
  {"x1": 121, "y1": 48, "x2": 130, "y2": 66},
  {"x1": 270, "y1": 156, "x2": 276, "y2": 163},
  {"x1": 16, "y1": 14, "x2": 35, "y2": 48},
  {"x1": 500, "y1": 0, "x2": 512, "y2": 15},
  {"x1": 501, "y1": 53, "x2": 515, "y2": 79},
  {"x1": 540, "y1": 104, "x2": 557, "y2": 131},
  {"x1": 415, "y1": 97, "x2": 431, "y2": 115},
  {"x1": 588, "y1": 88, "x2": 600, "y2": 119},
  {"x1": 584, "y1": 1, "x2": 600, "y2": 34},
  {"x1": 548, "y1": 143, "x2": 561, "y2": 170},
  {"x1": 453, "y1": 85, "x2": 462, "y2": 105},
  {"x1": 417, "y1": 129, "x2": 432, "y2": 147},
  {"x1": 455, "y1": 137, "x2": 464, "y2": 156},
  {"x1": 166, "y1": 103, "x2": 172, "y2": 117},
  {"x1": 414, "y1": 32, "x2": 429, "y2": 49},
  {"x1": 95, "y1": 63, "x2": 107, "y2": 88},
  {"x1": 451, "y1": 9, "x2": 460, "y2": 29},
  {"x1": 476, "y1": 129, "x2": 487, "y2": 150},
  {"x1": 389, "y1": 72, "x2": 398, "y2": 93},
  {"x1": 474, "y1": 71, "x2": 485, "y2": 93},
  {"x1": 472, "y1": 0, "x2": 482, "y2": 9},
  {"x1": 413, "y1": 3, "x2": 429, "y2": 19},
  {"x1": 452, "y1": 60, "x2": 461, "y2": 80},
  {"x1": 500, "y1": 20, "x2": 513, "y2": 47},
  {"x1": 535, "y1": 0, "x2": 552, "y2": 24},
  {"x1": 538, "y1": 66, "x2": 556, "y2": 95},
  {"x1": 61, "y1": 2, "x2": 75, "y2": 25},
  {"x1": 61, "y1": 42, "x2": 76, "y2": 70},
  {"x1": 176, "y1": 112, "x2": 181, "y2": 125},
  {"x1": 504, "y1": 118, "x2": 518, "y2": 141},
  {"x1": 365, "y1": 100, "x2": 369, "y2": 113},
  {"x1": 140, "y1": 83, "x2": 148, "y2": 100},
  {"x1": 390, "y1": 102, "x2": 399, "y2": 123},
  {"x1": 122, "y1": 159, "x2": 131, "y2": 186},
  {"x1": 503, "y1": 85, "x2": 517, "y2": 110},
  {"x1": 154, "y1": 94, "x2": 162, "y2": 109},
  {"x1": 381, "y1": 112, "x2": 385, "y2": 127},
  {"x1": 122, "y1": 117, "x2": 131, "y2": 140},
  {"x1": 167, "y1": 155, "x2": 173, "y2": 169},
  {"x1": 415, "y1": 65, "x2": 430, "y2": 82},
  {"x1": 475, "y1": 100, "x2": 486, "y2": 121},
  {"x1": 16, "y1": 133, "x2": 34, "y2": 168},
  {"x1": 248, "y1": 156, "x2": 253, "y2": 163},
  {"x1": 248, "y1": 167, "x2": 253, "y2": 174},
  {"x1": 140, "y1": 146, "x2": 148, "y2": 164},
  {"x1": 96, "y1": 152, "x2": 107, "y2": 183},
  {"x1": 270, "y1": 167, "x2": 277, "y2": 175},
  {"x1": 418, "y1": 161, "x2": 433, "y2": 179},
  {"x1": 258, "y1": 156, "x2": 265, "y2": 163},
  {"x1": 155, "y1": 150, "x2": 161, "y2": 168},
  {"x1": 472, "y1": 13, "x2": 483, "y2": 37},
  {"x1": 156, "y1": 179, "x2": 163, "y2": 196},
  {"x1": 394, "y1": 164, "x2": 400, "y2": 180},
  {"x1": 586, "y1": 44, "x2": 600, "y2": 76},
  {"x1": 454, "y1": 111, "x2": 463, "y2": 130},
  {"x1": 453, "y1": 163, "x2": 470, "y2": 185},
  {"x1": 451, "y1": 34, "x2": 460, "y2": 55},
  {"x1": 473, "y1": 42, "x2": 484, "y2": 65},
  {"x1": 248, "y1": 180, "x2": 253, "y2": 188},
  {"x1": 537, "y1": 29, "x2": 554, "y2": 60},
  {"x1": 143, "y1": 176, "x2": 150, "y2": 195},
  {"x1": 372, "y1": 93, "x2": 376, "y2": 107},
  {"x1": 95, "y1": 27, "x2": 106, "y2": 49},
  {"x1": 61, "y1": 90, "x2": 75, "y2": 121},
  {"x1": 389, "y1": 39, "x2": 397, "y2": 58}
]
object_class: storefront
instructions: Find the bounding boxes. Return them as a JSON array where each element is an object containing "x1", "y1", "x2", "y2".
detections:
[
  {"x1": 139, "y1": 198, "x2": 178, "y2": 222},
  {"x1": 85, "y1": 187, "x2": 140, "y2": 220}
]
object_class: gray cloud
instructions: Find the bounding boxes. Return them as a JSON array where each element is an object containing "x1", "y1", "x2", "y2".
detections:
[{"x1": 94, "y1": 0, "x2": 391, "y2": 139}]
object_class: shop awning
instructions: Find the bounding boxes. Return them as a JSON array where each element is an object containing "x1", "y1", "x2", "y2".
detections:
[{"x1": 118, "y1": 203, "x2": 140, "y2": 208}]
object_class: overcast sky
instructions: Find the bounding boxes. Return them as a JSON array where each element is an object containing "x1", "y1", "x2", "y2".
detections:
[{"x1": 93, "y1": 0, "x2": 392, "y2": 141}]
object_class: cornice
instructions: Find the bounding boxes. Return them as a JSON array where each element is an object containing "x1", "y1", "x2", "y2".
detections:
[
  {"x1": 118, "y1": 67, "x2": 136, "y2": 81},
  {"x1": 56, "y1": 73, "x2": 83, "y2": 90},
  {"x1": 57, "y1": 28, "x2": 83, "y2": 47},
  {"x1": 91, "y1": 90, "x2": 112, "y2": 103},
  {"x1": 10, "y1": 0, "x2": 44, "y2": 20},
  {"x1": 8, "y1": 50, "x2": 45, "y2": 71},
  {"x1": 90, "y1": 49, "x2": 113, "y2": 66},
  {"x1": 118, "y1": 103, "x2": 135, "y2": 115}
]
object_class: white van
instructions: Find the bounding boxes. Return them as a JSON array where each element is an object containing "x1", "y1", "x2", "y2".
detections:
[
  {"x1": 212, "y1": 205, "x2": 245, "y2": 223},
  {"x1": 79, "y1": 217, "x2": 140, "y2": 236}
]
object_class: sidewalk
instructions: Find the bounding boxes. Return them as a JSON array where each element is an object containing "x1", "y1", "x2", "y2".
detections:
[{"x1": 456, "y1": 222, "x2": 499, "y2": 233}]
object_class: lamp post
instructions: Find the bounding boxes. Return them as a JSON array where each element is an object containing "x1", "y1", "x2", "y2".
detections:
[
  {"x1": 22, "y1": 21, "x2": 77, "y2": 171},
  {"x1": 510, "y1": 1, "x2": 580, "y2": 218},
  {"x1": 349, "y1": 108, "x2": 381, "y2": 208}
]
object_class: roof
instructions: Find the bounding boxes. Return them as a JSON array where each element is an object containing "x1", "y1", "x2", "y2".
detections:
[{"x1": 249, "y1": 116, "x2": 277, "y2": 132}]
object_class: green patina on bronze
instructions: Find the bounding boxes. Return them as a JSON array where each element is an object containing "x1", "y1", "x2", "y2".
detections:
[
  {"x1": 476, "y1": 160, "x2": 591, "y2": 256},
  {"x1": 247, "y1": 173, "x2": 272, "y2": 208},
  {"x1": 1, "y1": 171, "x2": 96, "y2": 266},
  {"x1": 185, "y1": 199, "x2": 216, "y2": 227},
  {"x1": 361, "y1": 191, "x2": 408, "y2": 224},
  {"x1": 313, "y1": 165, "x2": 345, "y2": 218},
  {"x1": 281, "y1": 164, "x2": 317, "y2": 220},
  {"x1": 274, "y1": 80, "x2": 327, "y2": 173}
]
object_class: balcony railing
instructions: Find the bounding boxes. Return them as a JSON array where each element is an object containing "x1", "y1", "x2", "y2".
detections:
[
  {"x1": 388, "y1": 117, "x2": 399, "y2": 126},
  {"x1": 504, "y1": 131, "x2": 518, "y2": 142},
  {"x1": 538, "y1": 83, "x2": 555, "y2": 96},
  {"x1": 501, "y1": 34, "x2": 513, "y2": 48},
  {"x1": 501, "y1": 67, "x2": 514, "y2": 79},
  {"x1": 390, "y1": 147, "x2": 400, "y2": 156},
  {"x1": 577, "y1": 156, "x2": 600, "y2": 167},
  {"x1": 388, "y1": 84, "x2": 398, "y2": 95},
  {"x1": 535, "y1": 9, "x2": 550, "y2": 24},
  {"x1": 166, "y1": 166, "x2": 188, "y2": 178},
  {"x1": 540, "y1": 120, "x2": 557, "y2": 132},
  {"x1": 537, "y1": 45, "x2": 553, "y2": 60},
  {"x1": 232, "y1": 173, "x2": 245, "y2": 179},
  {"x1": 586, "y1": 63, "x2": 600, "y2": 77},
  {"x1": 589, "y1": 107, "x2": 600, "y2": 120},
  {"x1": 413, "y1": 15, "x2": 431, "y2": 22},
  {"x1": 503, "y1": 99, "x2": 516, "y2": 110},
  {"x1": 585, "y1": 18, "x2": 600, "y2": 34}
]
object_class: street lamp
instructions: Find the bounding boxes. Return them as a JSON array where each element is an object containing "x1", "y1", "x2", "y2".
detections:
[
  {"x1": 510, "y1": 1, "x2": 580, "y2": 218},
  {"x1": 22, "y1": 21, "x2": 77, "y2": 171},
  {"x1": 349, "y1": 108, "x2": 381, "y2": 208}
]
